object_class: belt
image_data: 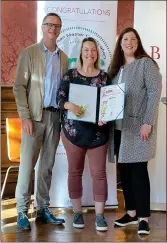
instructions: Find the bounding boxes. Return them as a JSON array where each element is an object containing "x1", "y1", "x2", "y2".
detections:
[{"x1": 43, "y1": 106, "x2": 60, "y2": 112}]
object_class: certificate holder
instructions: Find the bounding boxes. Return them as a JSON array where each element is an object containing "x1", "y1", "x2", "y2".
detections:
[
  {"x1": 67, "y1": 83, "x2": 98, "y2": 123},
  {"x1": 67, "y1": 83, "x2": 125, "y2": 123}
]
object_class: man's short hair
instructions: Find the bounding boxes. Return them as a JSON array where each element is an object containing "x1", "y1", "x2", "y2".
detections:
[{"x1": 42, "y1": 13, "x2": 62, "y2": 25}]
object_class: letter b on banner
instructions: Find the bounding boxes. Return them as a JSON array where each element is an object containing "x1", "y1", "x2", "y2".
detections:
[{"x1": 150, "y1": 46, "x2": 160, "y2": 59}]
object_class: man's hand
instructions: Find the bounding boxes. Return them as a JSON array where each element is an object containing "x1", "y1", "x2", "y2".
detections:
[
  {"x1": 140, "y1": 124, "x2": 152, "y2": 141},
  {"x1": 22, "y1": 119, "x2": 33, "y2": 136}
]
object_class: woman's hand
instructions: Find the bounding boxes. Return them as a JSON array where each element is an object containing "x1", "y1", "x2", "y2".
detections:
[
  {"x1": 140, "y1": 124, "x2": 152, "y2": 141},
  {"x1": 98, "y1": 121, "x2": 107, "y2": 126},
  {"x1": 64, "y1": 102, "x2": 84, "y2": 116}
]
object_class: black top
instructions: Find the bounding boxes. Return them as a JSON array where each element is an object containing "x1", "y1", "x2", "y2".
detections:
[{"x1": 57, "y1": 69, "x2": 110, "y2": 148}]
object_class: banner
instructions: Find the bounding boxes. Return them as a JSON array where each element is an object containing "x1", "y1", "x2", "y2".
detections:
[
  {"x1": 134, "y1": 1, "x2": 166, "y2": 211},
  {"x1": 34, "y1": 1, "x2": 118, "y2": 208},
  {"x1": 37, "y1": 1, "x2": 117, "y2": 71}
]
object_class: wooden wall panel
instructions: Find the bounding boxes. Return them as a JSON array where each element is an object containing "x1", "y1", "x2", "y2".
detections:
[{"x1": 1, "y1": 87, "x2": 19, "y2": 197}]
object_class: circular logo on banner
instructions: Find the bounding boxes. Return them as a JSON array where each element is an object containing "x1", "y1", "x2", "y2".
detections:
[{"x1": 57, "y1": 26, "x2": 112, "y2": 71}]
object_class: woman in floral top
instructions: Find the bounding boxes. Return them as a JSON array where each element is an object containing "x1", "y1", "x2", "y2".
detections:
[{"x1": 57, "y1": 37, "x2": 110, "y2": 231}]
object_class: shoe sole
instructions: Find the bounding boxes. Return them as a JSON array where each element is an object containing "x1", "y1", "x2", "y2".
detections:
[
  {"x1": 36, "y1": 217, "x2": 64, "y2": 225},
  {"x1": 95, "y1": 223, "x2": 108, "y2": 231},
  {"x1": 45, "y1": 220, "x2": 64, "y2": 225},
  {"x1": 138, "y1": 230, "x2": 150, "y2": 235},
  {"x1": 114, "y1": 220, "x2": 138, "y2": 227},
  {"x1": 47, "y1": 222, "x2": 64, "y2": 225},
  {"x1": 73, "y1": 223, "x2": 85, "y2": 229}
]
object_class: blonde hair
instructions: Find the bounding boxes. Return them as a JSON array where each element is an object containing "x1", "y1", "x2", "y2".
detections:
[{"x1": 77, "y1": 37, "x2": 100, "y2": 69}]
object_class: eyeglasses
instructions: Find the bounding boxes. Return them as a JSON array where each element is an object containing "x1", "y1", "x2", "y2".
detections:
[{"x1": 43, "y1": 23, "x2": 62, "y2": 29}]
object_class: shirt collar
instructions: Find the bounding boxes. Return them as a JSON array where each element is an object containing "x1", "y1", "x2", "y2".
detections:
[{"x1": 43, "y1": 44, "x2": 59, "y2": 55}]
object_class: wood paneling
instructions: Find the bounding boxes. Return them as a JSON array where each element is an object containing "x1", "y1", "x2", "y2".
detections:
[
  {"x1": 1, "y1": 123, "x2": 34, "y2": 197},
  {"x1": 1, "y1": 87, "x2": 18, "y2": 133},
  {"x1": 1, "y1": 89, "x2": 35, "y2": 198},
  {"x1": 1, "y1": 87, "x2": 19, "y2": 197}
]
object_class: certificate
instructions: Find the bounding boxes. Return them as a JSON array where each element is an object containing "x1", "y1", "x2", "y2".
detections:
[
  {"x1": 67, "y1": 83, "x2": 125, "y2": 123},
  {"x1": 99, "y1": 83, "x2": 125, "y2": 122}
]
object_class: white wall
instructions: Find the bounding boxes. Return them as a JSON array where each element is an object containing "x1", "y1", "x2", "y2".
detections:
[{"x1": 134, "y1": 1, "x2": 166, "y2": 210}]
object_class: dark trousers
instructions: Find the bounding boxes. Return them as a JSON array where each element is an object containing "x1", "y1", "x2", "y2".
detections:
[
  {"x1": 119, "y1": 162, "x2": 150, "y2": 217},
  {"x1": 114, "y1": 129, "x2": 150, "y2": 217}
]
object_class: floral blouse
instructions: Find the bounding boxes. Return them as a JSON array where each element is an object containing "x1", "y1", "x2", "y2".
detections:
[{"x1": 57, "y1": 69, "x2": 110, "y2": 148}]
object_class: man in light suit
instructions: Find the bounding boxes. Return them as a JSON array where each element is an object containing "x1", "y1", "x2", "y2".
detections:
[{"x1": 13, "y1": 13, "x2": 68, "y2": 230}]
